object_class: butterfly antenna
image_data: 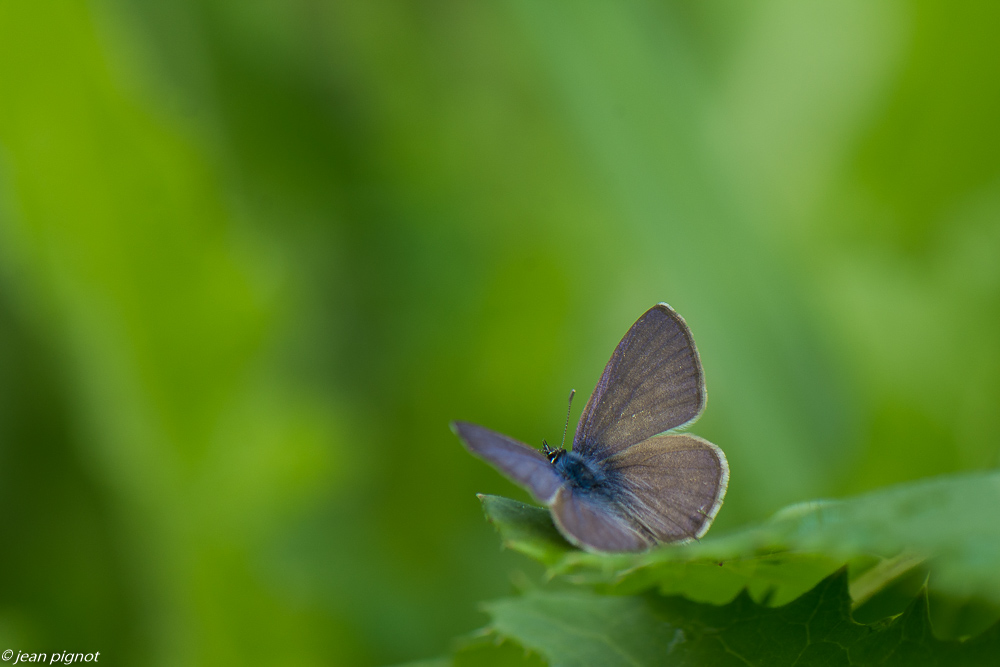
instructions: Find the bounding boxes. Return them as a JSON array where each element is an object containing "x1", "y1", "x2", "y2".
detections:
[{"x1": 560, "y1": 389, "x2": 575, "y2": 449}]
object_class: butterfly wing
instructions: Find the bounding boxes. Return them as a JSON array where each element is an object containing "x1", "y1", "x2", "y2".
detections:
[
  {"x1": 549, "y1": 486, "x2": 653, "y2": 552},
  {"x1": 574, "y1": 303, "x2": 706, "y2": 461},
  {"x1": 452, "y1": 421, "x2": 564, "y2": 503},
  {"x1": 603, "y1": 433, "x2": 728, "y2": 542}
]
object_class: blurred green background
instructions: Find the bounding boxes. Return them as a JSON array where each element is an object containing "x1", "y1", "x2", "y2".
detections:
[{"x1": 0, "y1": 0, "x2": 998, "y2": 664}]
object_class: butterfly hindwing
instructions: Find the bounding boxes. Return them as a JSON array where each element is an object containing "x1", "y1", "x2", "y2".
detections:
[
  {"x1": 549, "y1": 486, "x2": 652, "y2": 552},
  {"x1": 573, "y1": 303, "x2": 706, "y2": 461},
  {"x1": 452, "y1": 421, "x2": 563, "y2": 503},
  {"x1": 603, "y1": 433, "x2": 728, "y2": 542}
]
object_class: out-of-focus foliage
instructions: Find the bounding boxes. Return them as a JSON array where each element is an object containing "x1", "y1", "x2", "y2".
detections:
[{"x1": 0, "y1": 0, "x2": 997, "y2": 665}]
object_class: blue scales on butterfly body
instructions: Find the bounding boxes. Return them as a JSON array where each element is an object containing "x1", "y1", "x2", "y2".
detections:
[{"x1": 552, "y1": 450, "x2": 607, "y2": 492}]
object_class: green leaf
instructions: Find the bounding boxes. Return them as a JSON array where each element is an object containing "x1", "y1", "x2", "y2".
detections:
[
  {"x1": 479, "y1": 494, "x2": 846, "y2": 605},
  {"x1": 479, "y1": 494, "x2": 575, "y2": 566},
  {"x1": 482, "y1": 570, "x2": 1000, "y2": 667},
  {"x1": 452, "y1": 633, "x2": 547, "y2": 667},
  {"x1": 480, "y1": 469, "x2": 1000, "y2": 606}
]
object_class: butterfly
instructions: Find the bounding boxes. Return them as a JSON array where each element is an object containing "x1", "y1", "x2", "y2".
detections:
[{"x1": 452, "y1": 303, "x2": 728, "y2": 552}]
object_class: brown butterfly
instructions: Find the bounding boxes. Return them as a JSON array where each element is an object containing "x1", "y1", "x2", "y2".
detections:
[{"x1": 452, "y1": 303, "x2": 728, "y2": 552}]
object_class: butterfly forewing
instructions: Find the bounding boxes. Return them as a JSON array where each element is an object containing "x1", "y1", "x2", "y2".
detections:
[
  {"x1": 603, "y1": 433, "x2": 728, "y2": 542},
  {"x1": 549, "y1": 487, "x2": 653, "y2": 552},
  {"x1": 452, "y1": 421, "x2": 563, "y2": 503},
  {"x1": 573, "y1": 303, "x2": 706, "y2": 461}
]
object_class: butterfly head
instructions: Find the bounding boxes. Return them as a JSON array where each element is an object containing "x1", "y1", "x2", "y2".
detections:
[{"x1": 541, "y1": 440, "x2": 566, "y2": 464}]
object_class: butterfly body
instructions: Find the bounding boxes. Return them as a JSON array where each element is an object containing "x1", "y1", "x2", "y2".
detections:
[
  {"x1": 453, "y1": 303, "x2": 728, "y2": 553},
  {"x1": 553, "y1": 450, "x2": 607, "y2": 492}
]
